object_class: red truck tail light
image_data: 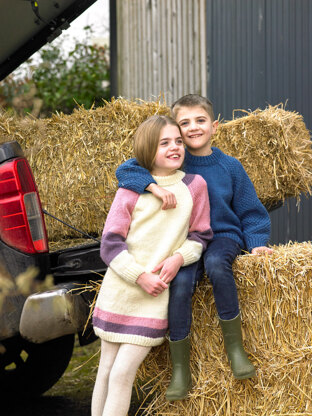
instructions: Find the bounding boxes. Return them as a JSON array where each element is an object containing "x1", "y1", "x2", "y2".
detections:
[{"x1": 0, "y1": 158, "x2": 48, "y2": 254}]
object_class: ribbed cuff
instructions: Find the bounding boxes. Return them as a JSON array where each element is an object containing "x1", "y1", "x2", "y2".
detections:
[
  {"x1": 119, "y1": 178, "x2": 157, "y2": 194},
  {"x1": 122, "y1": 263, "x2": 146, "y2": 284},
  {"x1": 174, "y1": 240, "x2": 202, "y2": 266},
  {"x1": 246, "y1": 238, "x2": 268, "y2": 252}
]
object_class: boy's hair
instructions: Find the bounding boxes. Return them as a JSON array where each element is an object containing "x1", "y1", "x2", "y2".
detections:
[
  {"x1": 171, "y1": 94, "x2": 215, "y2": 122},
  {"x1": 134, "y1": 115, "x2": 180, "y2": 171}
]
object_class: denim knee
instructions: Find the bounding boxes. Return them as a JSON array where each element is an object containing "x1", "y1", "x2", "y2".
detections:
[
  {"x1": 202, "y1": 238, "x2": 241, "y2": 320},
  {"x1": 168, "y1": 262, "x2": 202, "y2": 340},
  {"x1": 203, "y1": 238, "x2": 240, "y2": 281},
  {"x1": 170, "y1": 278, "x2": 193, "y2": 302},
  {"x1": 204, "y1": 255, "x2": 233, "y2": 282},
  {"x1": 170, "y1": 262, "x2": 202, "y2": 299},
  {"x1": 205, "y1": 253, "x2": 226, "y2": 273}
]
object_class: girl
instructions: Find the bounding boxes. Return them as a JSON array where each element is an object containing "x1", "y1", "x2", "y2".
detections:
[{"x1": 91, "y1": 115, "x2": 213, "y2": 416}]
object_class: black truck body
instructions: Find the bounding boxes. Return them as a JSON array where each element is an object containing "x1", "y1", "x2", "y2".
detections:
[{"x1": 0, "y1": 0, "x2": 108, "y2": 398}]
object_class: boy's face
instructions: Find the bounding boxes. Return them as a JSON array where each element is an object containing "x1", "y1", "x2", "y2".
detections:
[{"x1": 175, "y1": 105, "x2": 218, "y2": 156}]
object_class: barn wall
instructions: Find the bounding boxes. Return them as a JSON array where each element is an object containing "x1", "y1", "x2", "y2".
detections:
[{"x1": 116, "y1": 0, "x2": 207, "y2": 104}]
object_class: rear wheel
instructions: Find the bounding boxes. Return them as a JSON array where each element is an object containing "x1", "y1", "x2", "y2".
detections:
[{"x1": 0, "y1": 334, "x2": 75, "y2": 398}]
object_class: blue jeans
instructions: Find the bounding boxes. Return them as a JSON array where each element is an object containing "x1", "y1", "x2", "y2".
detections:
[{"x1": 168, "y1": 237, "x2": 241, "y2": 341}]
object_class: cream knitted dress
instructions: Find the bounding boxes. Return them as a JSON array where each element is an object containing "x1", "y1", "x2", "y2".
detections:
[{"x1": 93, "y1": 170, "x2": 213, "y2": 347}]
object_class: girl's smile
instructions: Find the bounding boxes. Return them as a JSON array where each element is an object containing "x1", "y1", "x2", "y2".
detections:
[{"x1": 151, "y1": 125, "x2": 185, "y2": 176}]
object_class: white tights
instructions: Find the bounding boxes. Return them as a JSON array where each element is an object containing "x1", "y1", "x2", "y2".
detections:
[{"x1": 91, "y1": 340, "x2": 151, "y2": 416}]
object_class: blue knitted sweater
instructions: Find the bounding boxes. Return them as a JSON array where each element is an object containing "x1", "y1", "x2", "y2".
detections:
[{"x1": 116, "y1": 147, "x2": 271, "y2": 252}]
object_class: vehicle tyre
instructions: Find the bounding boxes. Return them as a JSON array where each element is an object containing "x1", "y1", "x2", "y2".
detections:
[{"x1": 0, "y1": 333, "x2": 75, "y2": 398}]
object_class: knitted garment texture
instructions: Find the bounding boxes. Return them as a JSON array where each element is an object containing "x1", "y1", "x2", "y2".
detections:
[
  {"x1": 93, "y1": 170, "x2": 213, "y2": 347},
  {"x1": 116, "y1": 147, "x2": 271, "y2": 252}
]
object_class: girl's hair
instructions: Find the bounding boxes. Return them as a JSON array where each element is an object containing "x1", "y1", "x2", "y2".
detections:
[
  {"x1": 134, "y1": 115, "x2": 180, "y2": 171},
  {"x1": 171, "y1": 94, "x2": 215, "y2": 122}
]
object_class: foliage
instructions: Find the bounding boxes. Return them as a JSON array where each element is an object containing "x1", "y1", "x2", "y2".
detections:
[
  {"x1": 0, "y1": 74, "x2": 30, "y2": 112},
  {"x1": 0, "y1": 26, "x2": 110, "y2": 116}
]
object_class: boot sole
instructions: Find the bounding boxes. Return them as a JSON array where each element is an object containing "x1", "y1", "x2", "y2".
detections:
[
  {"x1": 165, "y1": 382, "x2": 192, "y2": 401},
  {"x1": 234, "y1": 369, "x2": 256, "y2": 380}
]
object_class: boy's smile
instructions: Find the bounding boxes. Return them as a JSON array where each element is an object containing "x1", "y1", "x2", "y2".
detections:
[{"x1": 175, "y1": 106, "x2": 218, "y2": 156}]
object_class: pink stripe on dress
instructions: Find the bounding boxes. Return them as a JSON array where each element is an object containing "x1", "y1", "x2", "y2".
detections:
[{"x1": 93, "y1": 307, "x2": 168, "y2": 329}]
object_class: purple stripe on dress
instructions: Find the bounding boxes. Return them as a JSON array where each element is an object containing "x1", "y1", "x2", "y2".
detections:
[
  {"x1": 93, "y1": 316, "x2": 167, "y2": 338},
  {"x1": 188, "y1": 229, "x2": 214, "y2": 250},
  {"x1": 182, "y1": 173, "x2": 195, "y2": 186},
  {"x1": 100, "y1": 231, "x2": 128, "y2": 265},
  {"x1": 94, "y1": 308, "x2": 168, "y2": 329}
]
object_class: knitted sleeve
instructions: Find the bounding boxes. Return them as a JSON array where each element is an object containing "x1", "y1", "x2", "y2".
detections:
[
  {"x1": 100, "y1": 188, "x2": 145, "y2": 283},
  {"x1": 229, "y1": 158, "x2": 271, "y2": 251},
  {"x1": 116, "y1": 158, "x2": 157, "y2": 194},
  {"x1": 174, "y1": 174, "x2": 213, "y2": 265}
]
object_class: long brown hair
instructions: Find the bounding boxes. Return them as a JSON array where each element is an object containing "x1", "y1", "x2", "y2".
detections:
[{"x1": 134, "y1": 115, "x2": 180, "y2": 171}]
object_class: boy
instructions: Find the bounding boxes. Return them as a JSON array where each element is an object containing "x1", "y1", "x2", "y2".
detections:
[{"x1": 116, "y1": 94, "x2": 272, "y2": 400}]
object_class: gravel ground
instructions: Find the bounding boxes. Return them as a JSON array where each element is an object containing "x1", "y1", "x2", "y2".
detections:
[
  {"x1": 3, "y1": 338, "x2": 98, "y2": 416},
  {"x1": 2, "y1": 338, "x2": 146, "y2": 416}
]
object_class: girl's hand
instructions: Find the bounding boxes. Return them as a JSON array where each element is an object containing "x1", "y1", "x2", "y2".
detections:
[
  {"x1": 146, "y1": 183, "x2": 177, "y2": 210},
  {"x1": 136, "y1": 272, "x2": 168, "y2": 297},
  {"x1": 152, "y1": 253, "x2": 184, "y2": 284},
  {"x1": 251, "y1": 246, "x2": 274, "y2": 255}
]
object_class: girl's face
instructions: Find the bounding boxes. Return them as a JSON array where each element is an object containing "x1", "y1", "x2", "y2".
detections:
[{"x1": 151, "y1": 124, "x2": 185, "y2": 176}]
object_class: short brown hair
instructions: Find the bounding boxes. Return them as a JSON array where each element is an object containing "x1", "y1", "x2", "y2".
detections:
[
  {"x1": 134, "y1": 115, "x2": 180, "y2": 171},
  {"x1": 171, "y1": 94, "x2": 215, "y2": 122}
]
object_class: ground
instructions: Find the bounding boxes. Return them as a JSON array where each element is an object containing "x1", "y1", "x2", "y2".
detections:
[{"x1": 3, "y1": 337, "x2": 145, "y2": 416}]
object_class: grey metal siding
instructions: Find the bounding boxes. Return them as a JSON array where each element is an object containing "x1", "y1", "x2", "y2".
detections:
[
  {"x1": 206, "y1": 0, "x2": 312, "y2": 244},
  {"x1": 116, "y1": 0, "x2": 207, "y2": 104}
]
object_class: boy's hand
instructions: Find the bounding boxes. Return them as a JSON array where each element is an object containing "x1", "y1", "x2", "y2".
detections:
[
  {"x1": 152, "y1": 253, "x2": 184, "y2": 284},
  {"x1": 136, "y1": 272, "x2": 168, "y2": 296},
  {"x1": 251, "y1": 246, "x2": 274, "y2": 255},
  {"x1": 146, "y1": 183, "x2": 177, "y2": 210}
]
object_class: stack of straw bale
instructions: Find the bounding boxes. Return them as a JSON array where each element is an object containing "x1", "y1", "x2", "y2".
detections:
[
  {"x1": 0, "y1": 99, "x2": 311, "y2": 242},
  {"x1": 212, "y1": 106, "x2": 312, "y2": 208},
  {"x1": 134, "y1": 242, "x2": 312, "y2": 415}
]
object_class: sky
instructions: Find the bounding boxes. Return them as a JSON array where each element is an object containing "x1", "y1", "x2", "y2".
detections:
[
  {"x1": 66, "y1": 0, "x2": 109, "y2": 44},
  {"x1": 61, "y1": 0, "x2": 110, "y2": 49}
]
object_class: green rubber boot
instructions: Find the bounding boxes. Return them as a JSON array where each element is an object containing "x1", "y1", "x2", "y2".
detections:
[
  {"x1": 219, "y1": 314, "x2": 256, "y2": 379},
  {"x1": 165, "y1": 336, "x2": 192, "y2": 401}
]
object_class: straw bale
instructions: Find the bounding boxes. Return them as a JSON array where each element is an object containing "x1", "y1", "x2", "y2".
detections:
[
  {"x1": 212, "y1": 105, "x2": 312, "y2": 208},
  {"x1": 1, "y1": 101, "x2": 311, "y2": 242},
  {"x1": 132, "y1": 242, "x2": 312, "y2": 415},
  {"x1": 0, "y1": 99, "x2": 170, "y2": 241}
]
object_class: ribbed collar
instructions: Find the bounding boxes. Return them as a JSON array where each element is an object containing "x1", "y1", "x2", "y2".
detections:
[
  {"x1": 185, "y1": 147, "x2": 222, "y2": 166},
  {"x1": 152, "y1": 170, "x2": 185, "y2": 186}
]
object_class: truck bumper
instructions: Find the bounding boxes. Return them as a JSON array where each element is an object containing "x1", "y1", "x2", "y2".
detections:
[{"x1": 19, "y1": 283, "x2": 90, "y2": 343}]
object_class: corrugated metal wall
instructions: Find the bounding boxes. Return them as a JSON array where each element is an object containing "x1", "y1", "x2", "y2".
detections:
[
  {"x1": 206, "y1": 0, "x2": 312, "y2": 244},
  {"x1": 116, "y1": 0, "x2": 206, "y2": 104},
  {"x1": 114, "y1": 0, "x2": 312, "y2": 245}
]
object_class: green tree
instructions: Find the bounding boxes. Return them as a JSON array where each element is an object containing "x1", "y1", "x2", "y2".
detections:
[{"x1": 0, "y1": 26, "x2": 110, "y2": 116}]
